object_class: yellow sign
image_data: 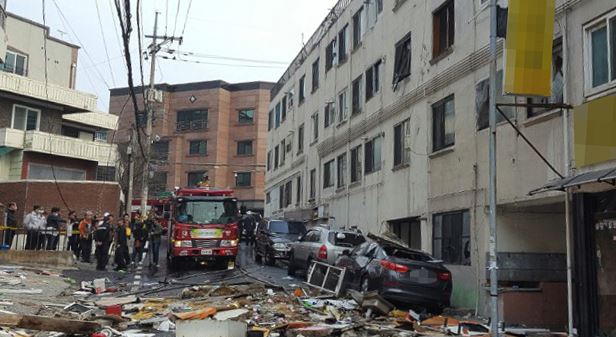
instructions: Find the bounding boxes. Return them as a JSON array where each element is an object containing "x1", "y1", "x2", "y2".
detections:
[
  {"x1": 574, "y1": 94, "x2": 616, "y2": 167},
  {"x1": 504, "y1": 0, "x2": 555, "y2": 97}
]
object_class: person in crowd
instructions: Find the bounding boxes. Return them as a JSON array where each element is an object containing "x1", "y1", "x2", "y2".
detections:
[
  {"x1": 122, "y1": 214, "x2": 134, "y2": 266},
  {"x1": 114, "y1": 215, "x2": 130, "y2": 271},
  {"x1": 66, "y1": 211, "x2": 81, "y2": 258},
  {"x1": 145, "y1": 212, "x2": 163, "y2": 268},
  {"x1": 131, "y1": 214, "x2": 145, "y2": 264},
  {"x1": 45, "y1": 207, "x2": 65, "y2": 250},
  {"x1": 37, "y1": 209, "x2": 48, "y2": 250},
  {"x1": 243, "y1": 211, "x2": 256, "y2": 246},
  {"x1": 78, "y1": 211, "x2": 94, "y2": 263},
  {"x1": 24, "y1": 206, "x2": 44, "y2": 250},
  {"x1": 3, "y1": 202, "x2": 17, "y2": 249},
  {"x1": 94, "y1": 213, "x2": 113, "y2": 271}
]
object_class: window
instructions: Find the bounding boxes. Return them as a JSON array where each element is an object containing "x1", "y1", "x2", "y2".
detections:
[
  {"x1": 352, "y1": 75, "x2": 363, "y2": 115},
  {"x1": 297, "y1": 124, "x2": 304, "y2": 154},
  {"x1": 323, "y1": 159, "x2": 335, "y2": 188},
  {"x1": 284, "y1": 181, "x2": 292, "y2": 207},
  {"x1": 94, "y1": 131, "x2": 108, "y2": 142},
  {"x1": 237, "y1": 140, "x2": 253, "y2": 156},
  {"x1": 586, "y1": 11, "x2": 616, "y2": 90},
  {"x1": 267, "y1": 150, "x2": 272, "y2": 171},
  {"x1": 11, "y1": 105, "x2": 39, "y2": 131},
  {"x1": 299, "y1": 75, "x2": 306, "y2": 104},
  {"x1": 151, "y1": 140, "x2": 169, "y2": 161},
  {"x1": 285, "y1": 135, "x2": 293, "y2": 153},
  {"x1": 239, "y1": 108, "x2": 255, "y2": 124},
  {"x1": 296, "y1": 176, "x2": 302, "y2": 205},
  {"x1": 527, "y1": 39, "x2": 564, "y2": 117},
  {"x1": 350, "y1": 145, "x2": 362, "y2": 183},
  {"x1": 287, "y1": 90, "x2": 294, "y2": 109},
  {"x1": 309, "y1": 169, "x2": 316, "y2": 199},
  {"x1": 96, "y1": 166, "x2": 116, "y2": 181},
  {"x1": 432, "y1": 95, "x2": 455, "y2": 152},
  {"x1": 352, "y1": 7, "x2": 364, "y2": 50},
  {"x1": 433, "y1": 210, "x2": 471, "y2": 265},
  {"x1": 280, "y1": 139, "x2": 286, "y2": 166},
  {"x1": 268, "y1": 109, "x2": 273, "y2": 130},
  {"x1": 236, "y1": 172, "x2": 252, "y2": 187},
  {"x1": 312, "y1": 112, "x2": 319, "y2": 142},
  {"x1": 324, "y1": 102, "x2": 335, "y2": 128},
  {"x1": 393, "y1": 33, "x2": 412, "y2": 86},
  {"x1": 266, "y1": 192, "x2": 271, "y2": 204},
  {"x1": 326, "y1": 39, "x2": 336, "y2": 71},
  {"x1": 187, "y1": 171, "x2": 206, "y2": 187},
  {"x1": 364, "y1": 136, "x2": 382, "y2": 174},
  {"x1": 338, "y1": 88, "x2": 348, "y2": 122},
  {"x1": 367, "y1": 0, "x2": 383, "y2": 29},
  {"x1": 279, "y1": 185, "x2": 285, "y2": 209},
  {"x1": 432, "y1": 0, "x2": 455, "y2": 59},
  {"x1": 177, "y1": 109, "x2": 208, "y2": 131},
  {"x1": 275, "y1": 102, "x2": 281, "y2": 128},
  {"x1": 189, "y1": 140, "x2": 207, "y2": 156},
  {"x1": 312, "y1": 58, "x2": 320, "y2": 93},
  {"x1": 281, "y1": 97, "x2": 287, "y2": 121},
  {"x1": 365, "y1": 60, "x2": 382, "y2": 101},
  {"x1": 2, "y1": 51, "x2": 27, "y2": 76},
  {"x1": 394, "y1": 119, "x2": 410, "y2": 167},
  {"x1": 476, "y1": 70, "x2": 514, "y2": 130},
  {"x1": 28, "y1": 163, "x2": 85, "y2": 181},
  {"x1": 274, "y1": 145, "x2": 280, "y2": 169},
  {"x1": 338, "y1": 25, "x2": 348, "y2": 64},
  {"x1": 337, "y1": 153, "x2": 347, "y2": 188},
  {"x1": 149, "y1": 172, "x2": 168, "y2": 194}
]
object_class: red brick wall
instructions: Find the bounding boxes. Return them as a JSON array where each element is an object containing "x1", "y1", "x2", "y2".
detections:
[
  {"x1": 21, "y1": 152, "x2": 97, "y2": 180},
  {"x1": 0, "y1": 181, "x2": 120, "y2": 226}
]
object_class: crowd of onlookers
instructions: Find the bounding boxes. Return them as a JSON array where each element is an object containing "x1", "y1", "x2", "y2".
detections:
[{"x1": 1, "y1": 203, "x2": 164, "y2": 272}]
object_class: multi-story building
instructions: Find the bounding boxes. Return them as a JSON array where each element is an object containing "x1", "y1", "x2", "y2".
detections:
[
  {"x1": 266, "y1": 0, "x2": 614, "y2": 330},
  {"x1": 0, "y1": 9, "x2": 120, "y2": 219},
  {"x1": 109, "y1": 81, "x2": 274, "y2": 213}
]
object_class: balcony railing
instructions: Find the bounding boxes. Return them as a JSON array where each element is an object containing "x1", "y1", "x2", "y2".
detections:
[
  {"x1": 0, "y1": 72, "x2": 97, "y2": 111},
  {"x1": 176, "y1": 119, "x2": 207, "y2": 132},
  {"x1": 0, "y1": 128, "x2": 25, "y2": 149},
  {"x1": 22, "y1": 130, "x2": 118, "y2": 166}
]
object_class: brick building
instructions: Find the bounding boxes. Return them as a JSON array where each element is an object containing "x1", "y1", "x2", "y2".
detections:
[
  {"x1": 0, "y1": 8, "x2": 120, "y2": 221},
  {"x1": 109, "y1": 80, "x2": 273, "y2": 214}
]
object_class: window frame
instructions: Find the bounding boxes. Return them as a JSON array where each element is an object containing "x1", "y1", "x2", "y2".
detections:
[
  {"x1": 432, "y1": 210, "x2": 471, "y2": 265},
  {"x1": 337, "y1": 152, "x2": 347, "y2": 188},
  {"x1": 326, "y1": 38, "x2": 337, "y2": 71},
  {"x1": 583, "y1": 10, "x2": 616, "y2": 96},
  {"x1": 235, "y1": 172, "x2": 252, "y2": 187},
  {"x1": 238, "y1": 108, "x2": 255, "y2": 124},
  {"x1": 323, "y1": 159, "x2": 335, "y2": 189},
  {"x1": 324, "y1": 102, "x2": 335, "y2": 128},
  {"x1": 3, "y1": 50, "x2": 28, "y2": 76},
  {"x1": 312, "y1": 58, "x2": 320, "y2": 93},
  {"x1": 297, "y1": 124, "x2": 305, "y2": 155},
  {"x1": 237, "y1": 140, "x2": 253, "y2": 156},
  {"x1": 296, "y1": 175, "x2": 302, "y2": 205},
  {"x1": 299, "y1": 75, "x2": 306, "y2": 104},
  {"x1": 338, "y1": 87, "x2": 348, "y2": 122},
  {"x1": 352, "y1": 6, "x2": 364, "y2": 50},
  {"x1": 187, "y1": 171, "x2": 206, "y2": 187},
  {"x1": 338, "y1": 24, "x2": 349, "y2": 64},
  {"x1": 364, "y1": 135, "x2": 382, "y2": 174},
  {"x1": 312, "y1": 112, "x2": 319, "y2": 142},
  {"x1": 350, "y1": 145, "x2": 362, "y2": 183},
  {"x1": 267, "y1": 150, "x2": 272, "y2": 171},
  {"x1": 176, "y1": 109, "x2": 208, "y2": 132},
  {"x1": 309, "y1": 168, "x2": 316, "y2": 200},
  {"x1": 365, "y1": 59, "x2": 382, "y2": 101},
  {"x1": 432, "y1": 94, "x2": 455, "y2": 152},
  {"x1": 11, "y1": 104, "x2": 41, "y2": 131},
  {"x1": 393, "y1": 33, "x2": 412, "y2": 86},
  {"x1": 393, "y1": 119, "x2": 410, "y2": 167},
  {"x1": 274, "y1": 145, "x2": 280, "y2": 169},
  {"x1": 188, "y1": 139, "x2": 208, "y2": 156},
  {"x1": 432, "y1": 0, "x2": 455, "y2": 59},
  {"x1": 352, "y1": 75, "x2": 363, "y2": 115}
]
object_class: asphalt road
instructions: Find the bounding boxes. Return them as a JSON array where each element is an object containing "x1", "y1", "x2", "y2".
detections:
[{"x1": 64, "y1": 238, "x2": 304, "y2": 296}]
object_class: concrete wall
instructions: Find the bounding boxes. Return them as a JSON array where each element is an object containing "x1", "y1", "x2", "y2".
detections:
[{"x1": 5, "y1": 14, "x2": 77, "y2": 88}]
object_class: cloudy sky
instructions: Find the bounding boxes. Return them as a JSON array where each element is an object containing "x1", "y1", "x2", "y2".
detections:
[{"x1": 7, "y1": 0, "x2": 338, "y2": 112}]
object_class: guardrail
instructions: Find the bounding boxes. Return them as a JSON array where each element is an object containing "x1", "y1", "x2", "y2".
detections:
[{"x1": 176, "y1": 119, "x2": 207, "y2": 132}]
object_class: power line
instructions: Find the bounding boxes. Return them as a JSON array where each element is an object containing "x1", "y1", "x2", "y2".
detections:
[
  {"x1": 180, "y1": 0, "x2": 192, "y2": 38},
  {"x1": 159, "y1": 55, "x2": 285, "y2": 69},
  {"x1": 107, "y1": 0, "x2": 125, "y2": 65},
  {"x1": 161, "y1": 48, "x2": 288, "y2": 65},
  {"x1": 52, "y1": 0, "x2": 111, "y2": 89},
  {"x1": 165, "y1": 0, "x2": 169, "y2": 36},
  {"x1": 171, "y1": 0, "x2": 181, "y2": 37},
  {"x1": 94, "y1": 0, "x2": 116, "y2": 86}
]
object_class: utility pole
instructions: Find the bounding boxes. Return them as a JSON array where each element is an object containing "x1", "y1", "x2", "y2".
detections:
[
  {"x1": 488, "y1": 0, "x2": 500, "y2": 336},
  {"x1": 126, "y1": 127, "x2": 135, "y2": 215},
  {"x1": 140, "y1": 12, "x2": 183, "y2": 216}
]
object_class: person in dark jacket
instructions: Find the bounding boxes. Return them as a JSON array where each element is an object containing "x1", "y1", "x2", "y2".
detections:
[
  {"x1": 94, "y1": 213, "x2": 112, "y2": 271},
  {"x1": 45, "y1": 207, "x2": 66, "y2": 250},
  {"x1": 145, "y1": 213, "x2": 163, "y2": 267},
  {"x1": 66, "y1": 211, "x2": 80, "y2": 258},
  {"x1": 131, "y1": 214, "x2": 146, "y2": 264},
  {"x1": 114, "y1": 216, "x2": 129, "y2": 271},
  {"x1": 3, "y1": 202, "x2": 17, "y2": 249}
]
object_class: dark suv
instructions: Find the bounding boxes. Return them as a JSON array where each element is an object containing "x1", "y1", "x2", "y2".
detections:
[{"x1": 254, "y1": 219, "x2": 307, "y2": 265}]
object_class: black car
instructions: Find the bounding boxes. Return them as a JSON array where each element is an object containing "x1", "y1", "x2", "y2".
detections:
[
  {"x1": 335, "y1": 239, "x2": 452, "y2": 313},
  {"x1": 255, "y1": 219, "x2": 307, "y2": 265}
]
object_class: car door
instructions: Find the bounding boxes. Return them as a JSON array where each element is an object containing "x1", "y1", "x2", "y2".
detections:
[
  {"x1": 293, "y1": 230, "x2": 315, "y2": 265},
  {"x1": 307, "y1": 229, "x2": 324, "y2": 262}
]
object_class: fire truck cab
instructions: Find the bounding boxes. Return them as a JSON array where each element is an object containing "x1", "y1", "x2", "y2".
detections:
[{"x1": 167, "y1": 187, "x2": 240, "y2": 269}]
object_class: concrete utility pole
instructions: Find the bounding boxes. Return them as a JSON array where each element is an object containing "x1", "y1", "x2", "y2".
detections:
[
  {"x1": 488, "y1": 0, "x2": 500, "y2": 336},
  {"x1": 126, "y1": 127, "x2": 135, "y2": 215},
  {"x1": 140, "y1": 12, "x2": 182, "y2": 216}
]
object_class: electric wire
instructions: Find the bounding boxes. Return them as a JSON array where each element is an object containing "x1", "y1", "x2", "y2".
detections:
[
  {"x1": 107, "y1": 0, "x2": 124, "y2": 54},
  {"x1": 179, "y1": 0, "x2": 192, "y2": 38},
  {"x1": 162, "y1": 48, "x2": 287, "y2": 65},
  {"x1": 171, "y1": 0, "x2": 181, "y2": 37},
  {"x1": 159, "y1": 55, "x2": 285, "y2": 69},
  {"x1": 94, "y1": 0, "x2": 117, "y2": 86}
]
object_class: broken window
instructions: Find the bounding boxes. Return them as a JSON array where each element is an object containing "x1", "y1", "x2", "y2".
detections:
[
  {"x1": 239, "y1": 108, "x2": 255, "y2": 124},
  {"x1": 324, "y1": 102, "x2": 335, "y2": 128},
  {"x1": 433, "y1": 210, "x2": 471, "y2": 265},
  {"x1": 338, "y1": 88, "x2": 348, "y2": 122},
  {"x1": 299, "y1": 75, "x2": 306, "y2": 104},
  {"x1": 312, "y1": 58, "x2": 320, "y2": 93},
  {"x1": 393, "y1": 119, "x2": 410, "y2": 167},
  {"x1": 476, "y1": 70, "x2": 515, "y2": 130},
  {"x1": 433, "y1": 0, "x2": 454, "y2": 59},
  {"x1": 338, "y1": 25, "x2": 348, "y2": 64},
  {"x1": 352, "y1": 75, "x2": 363, "y2": 115},
  {"x1": 364, "y1": 135, "x2": 382, "y2": 174},
  {"x1": 323, "y1": 159, "x2": 335, "y2": 188},
  {"x1": 337, "y1": 152, "x2": 347, "y2": 188},
  {"x1": 365, "y1": 60, "x2": 382, "y2": 101},
  {"x1": 432, "y1": 95, "x2": 455, "y2": 152},
  {"x1": 353, "y1": 7, "x2": 363, "y2": 50},
  {"x1": 326, "y1": 38, "x2": 336, "y2": 71},
  {"x1": 350, "y1": 145, "x2": 362, "y2": 183},
  {"x1": 527, "y1": 38, "x2": 564, "y2": 117},
  {"x1": 393, "y1": 33, "x2": 411, "y2": 87}
]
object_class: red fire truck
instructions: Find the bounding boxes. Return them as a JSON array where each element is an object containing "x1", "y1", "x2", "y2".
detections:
[{"x1": 167, "y1": 186, "x2": 240, "y2": 269}]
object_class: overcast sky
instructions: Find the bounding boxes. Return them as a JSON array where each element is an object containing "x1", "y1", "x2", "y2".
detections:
[{"x1": 7, "y1": 0, "x2": 338, "y2": 112}]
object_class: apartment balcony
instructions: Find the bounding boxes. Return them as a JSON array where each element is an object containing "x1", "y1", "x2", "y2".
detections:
[
  {"x1": 0, "y1": 71, "x2": 97, "y2": 111},
  {"x1": 176, "y1": 119, "x2": 208, "y2": 132},
  {"x1": 0, "y1": 128, "x2": 118, "y2": 166}
]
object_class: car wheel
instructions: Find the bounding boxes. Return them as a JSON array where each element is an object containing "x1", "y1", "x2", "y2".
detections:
[
  {"x1": 265, "y1": 250, "x2": 275, "y2": 266},
  {"x1": 287, "y1": 253, "x2": 297, "y2": 276}
]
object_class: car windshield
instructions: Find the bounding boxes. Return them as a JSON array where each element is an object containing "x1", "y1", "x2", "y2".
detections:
[
  {"x1": 175, "y1": 199, "x2": 238, "y2": 225},
  {"x1": 382, "y1": 245, "x2": 433, "y2": 262},
  {"x1": 329, "y1": 232, "x2": 366, "y2": 247},
  {"x1": 268, "y1": 220, "x2": 306, "y2": 234}
]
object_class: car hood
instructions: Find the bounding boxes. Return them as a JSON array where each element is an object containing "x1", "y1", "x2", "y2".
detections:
[{"x1": 270, "y1": 233, "x2": 301, "y2": 243}]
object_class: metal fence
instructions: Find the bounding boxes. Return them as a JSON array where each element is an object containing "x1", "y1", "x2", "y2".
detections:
[{"x1": 0, "y1": 227, "x2": 80, "y2": 252}]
